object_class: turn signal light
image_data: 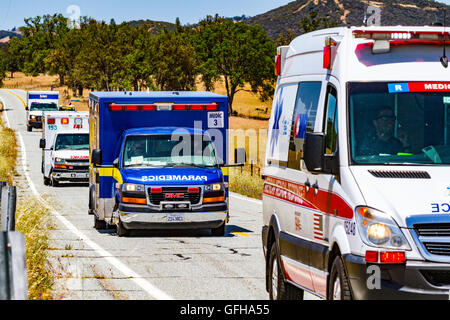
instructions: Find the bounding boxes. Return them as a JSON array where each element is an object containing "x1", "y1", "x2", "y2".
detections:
[
  {"x1": 203, "y1": 196, "x2": 225, "y2": 204},
  {"x1": 122, "y1": 197, "x2": 147, "y2": 205}
]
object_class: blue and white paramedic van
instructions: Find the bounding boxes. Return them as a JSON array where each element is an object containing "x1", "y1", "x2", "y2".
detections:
[
  {"x1": 88, "y1": 91, "x2": 240, "y2": 237},
  {"x1": 26, "y1": 91, "x2": 60, "y2": 131},
  {"x1": 263, "y1": 26, "x2": 450, "y2": 300}
]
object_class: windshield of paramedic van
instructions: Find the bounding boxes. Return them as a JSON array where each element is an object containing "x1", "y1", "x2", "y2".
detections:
[
  {"x1": 30, "y1": 102, "x2": 58, "y2": 111},
  {"x1": 55, "y1": 134, "x2": 89, "y2": 151},
  {"x1": 349, "y1": 82, "x2": 450, "y2": 165},
  {"x1": 123, "y1": 135, "x2": 218, "y2": 168}
]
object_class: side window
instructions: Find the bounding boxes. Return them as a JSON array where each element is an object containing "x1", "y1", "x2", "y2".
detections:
[
  {"x1": 324, "y1": 86, "x2": 338, "y2": 155},
  {"x1": 287, "y1": 82, "x2": 322, "y2": 170}
]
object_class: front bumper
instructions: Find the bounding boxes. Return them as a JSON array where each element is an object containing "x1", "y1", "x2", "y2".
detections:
[
  {"x1": 52, "y1": 170, "x2": 89, "y2": 182},
  {"x1": 28, "y1": 120, "x2": 42, "y2": 128},
  {"x1": 345, "y1": 254, "x2": 450, "y2": 300},
  {"x1": 118, "y1": 202, "x2": 228, "y2": 230}
]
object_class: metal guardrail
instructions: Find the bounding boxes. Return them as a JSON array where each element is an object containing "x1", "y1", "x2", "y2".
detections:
[{"x1": 0, "y1": 182, "x2": 28, "y2": 300}]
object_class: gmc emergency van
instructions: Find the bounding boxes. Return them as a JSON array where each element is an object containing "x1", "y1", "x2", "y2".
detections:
[
  {"x1": 40, "y1": 111, "x2": 89, "y2": 187},
  {"x1": 263, "y1": 26, "x2": 450, "y2": 300},
  {"x1": 26, "y1": 91, "x2": 60, "y2": 131},
  {"x1": 89, "y1": 91, "x2": 241, "y2": 237}
]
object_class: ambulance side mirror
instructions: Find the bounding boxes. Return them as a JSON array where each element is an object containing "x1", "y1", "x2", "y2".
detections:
[
  {"x1": 303, "y1": 132, "x2": 326, "y2": 172},
  {"x1": 303, "y1": 132, "x2": 339, "y2": 175},
  {"x1": 91, "y1": 149, "x2": 102, "y2": 167},
  {"x1": 39, "y1": 139, "x2": 46, "y2": 149}
]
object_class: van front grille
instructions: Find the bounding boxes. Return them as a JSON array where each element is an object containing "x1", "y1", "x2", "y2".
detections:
[{"x1": 148, "y1": 187, "x2": 201, "y2": 205}]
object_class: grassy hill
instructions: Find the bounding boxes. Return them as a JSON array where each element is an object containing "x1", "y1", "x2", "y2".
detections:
[{"x1": 245, "y1": 0, "x2": 450, "y2": 40}]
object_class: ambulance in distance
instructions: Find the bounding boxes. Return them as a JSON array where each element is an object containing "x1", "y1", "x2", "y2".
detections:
[
  {"x1": 40, "y1": 112, "x2": 89, "y2": 187},
  {"x1": 262, "y1": 26, "x2": 450, "y2": 300},
  {"x1": 26, "y1": 91, "x2": 60, "y2": 132}
]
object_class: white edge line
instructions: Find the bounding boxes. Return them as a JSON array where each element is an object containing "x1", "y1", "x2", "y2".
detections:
[
  {"x1": 230, "y1": 192, "x2": 262, "y2": 205},
  {"x1": 0, "y1": 91, "x2": 174, "y2": 301}
]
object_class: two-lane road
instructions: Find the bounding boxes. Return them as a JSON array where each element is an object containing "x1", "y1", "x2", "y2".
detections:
[{"x1": 0, "y1": 89, "x2": 268, "y2": 300}]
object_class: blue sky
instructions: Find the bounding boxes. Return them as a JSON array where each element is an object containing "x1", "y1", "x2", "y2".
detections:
[
  {"x1": 0, "y1": 0, "x2": 293, "y2": 30},
  {"x1": 1, "y1": 0, "x2": 450, "y2": 30}
]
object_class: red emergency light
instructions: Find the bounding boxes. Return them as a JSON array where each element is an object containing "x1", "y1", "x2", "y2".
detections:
[
  {"x1": 323, "y1": 37, "x2": 337, "y2": 70},
  {"x1": 188, "y1": 187, "x2": 200, "y2": 193},
  {"x1": 61, "y1": 118, "x2": 69, "y2": 125},
  {"x1": 109, "y1": 104, "x2": 219, "y2": 111},
  {"x1": 48, "y1": 118, "x2": 56, "y2": 125},
  {"x1": 365, "y1": 251, "x2": 406, "y2": 264},
  {"x1": 275, "y1": 54, "x2": 281, "y2": 76},
  {"x1": 151, "y1": 187, "x2": 162, "y2": 193},
  {"x1": 353, "y1": 29, "x2": 450, "y2": 44}
]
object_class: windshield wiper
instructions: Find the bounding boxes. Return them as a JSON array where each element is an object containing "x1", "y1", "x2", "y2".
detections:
[{"x1": 167, "y1": 162, "x2": 217, "y2": 168}]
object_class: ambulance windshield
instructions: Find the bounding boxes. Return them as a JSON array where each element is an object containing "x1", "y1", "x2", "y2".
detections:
[
  {"x1": 55, "y1": 134, "x2": 89, "y2": 151},
  {"x1": 349, "y1": 82, "x2": 450, "y2": 165},
  {"x1": 30, "y1": 102, "x2": 58, "y2": 111},
  {"x1": 123, "y1": 135, "x2": 218, "y2": 168}
]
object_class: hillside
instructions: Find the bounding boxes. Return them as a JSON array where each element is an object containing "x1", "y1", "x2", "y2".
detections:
[
  {"x1": 127, "y1": 19, "x2": 177, "y2": 34},
  {"x1": 246, "y1": 0, "x2": 450, "y2": 40}
]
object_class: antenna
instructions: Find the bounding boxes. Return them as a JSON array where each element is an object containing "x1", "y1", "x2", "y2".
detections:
[{"x1": 441, "y1": 8, "x2": 448, "y2": 68}]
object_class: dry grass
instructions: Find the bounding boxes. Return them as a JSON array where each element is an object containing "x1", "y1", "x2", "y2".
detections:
[
  {"x1": 3, "y1": 73, "x2": 274, "y2": 117},
  {"x1": 15, "y1": 197, "x2": 54, "y2": 300},
  {"x1": 229, "y1": 166, "x2": 264, "y2": 200},
  {"x1": 0, "y1": 99, "x2": 54, "y2": 299}
]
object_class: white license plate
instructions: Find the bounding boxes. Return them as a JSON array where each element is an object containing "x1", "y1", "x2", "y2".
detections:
[{"x1": 167, "y1": 213, "x2": 185, "y2": 223}]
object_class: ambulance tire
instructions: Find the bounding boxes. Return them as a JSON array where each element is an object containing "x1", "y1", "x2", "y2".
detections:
[
  {"x1": 27, "y1": 125, "x2": 32, "y2": 132},
  {"x1": 328, "y1": 256, "x2": 352, "y2": 300},
  {"x1": 43, "y1": 176, "x2": 50, "y2": 186},
  {"x1": 94, "y1": 215, "x2": 106, "y2": 230},
  {"x1": 51, "y1": 175, "x2": 59, "y2": 187},
  {"x1": 117, "y1": 220, "x2": 129, "y2": 237},
  {"x1": 268, "y1": 242, "x2": 304, "y2": 300}
]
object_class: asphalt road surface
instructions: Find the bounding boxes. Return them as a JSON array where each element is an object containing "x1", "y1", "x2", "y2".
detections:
[{"x1": 0, "y1": 89, "x2": 318, "y2": 301}]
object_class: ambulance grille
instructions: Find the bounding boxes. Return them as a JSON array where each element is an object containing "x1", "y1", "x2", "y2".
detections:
[
  {"x1": 414, "y1": 224, "x2": 450, "y2": 237},
  {"x1": 368, "y1": 170, "x2": 431, "y2": 179},
  {"x1": 148, "y1": 187, "x2": 201, "y2": 205},
  {"x1": 423, "y1": 243, "x2": 450, "y2": 256}
]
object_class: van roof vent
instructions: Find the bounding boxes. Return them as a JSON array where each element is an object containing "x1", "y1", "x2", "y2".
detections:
[{"x1": 369, "y1": 170, "x2": 431, "y2": 179}]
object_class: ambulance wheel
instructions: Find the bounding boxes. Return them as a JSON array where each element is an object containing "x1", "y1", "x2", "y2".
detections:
[
  {"x1": 328, "y1": 256, "x2": 352, "y2": 300},
  {"x1": 51, "y1": 176, "x2": 59, "y2": 187},
  {"x1": 94, "y1": 215, "x2": 106, "y2": 230},
  {"x1": 117, "y1": 220, "x2": 129, "y2": 237},
  {"x1": 27, "y1": 125, "x2": 32, "y2": 132},
  {"x1": 268, "y1": 242, "x2": 304, "y2": 300},
  {"x1": 43, "y1": 176, "x2": 50, "y2": 186},
  {"x1": 211, "y1": 223, "x2": 226, "y2": 236}
]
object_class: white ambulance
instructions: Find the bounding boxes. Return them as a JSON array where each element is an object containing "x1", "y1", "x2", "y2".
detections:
[
  {"x1": 26, "y1": 91, "x2": 60, "y2": 132},
  {"x1": 39, "y1": 112, "x2": 89, "y2": 187},
  {"x1": 263, "y1": 26, "x2": 450, "y2": 300}
]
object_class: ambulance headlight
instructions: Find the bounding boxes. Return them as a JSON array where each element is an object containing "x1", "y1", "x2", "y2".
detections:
[
  {"x1": 355, "y1": 206, "x2": 411, "y2": 250},
  {"x1": 55, "y1": 158, "x2": 64, "y2": 164},
  {"x1": 204, "y1": 183, "x2": 223, "y2": 192},
  {"x1": 123, "y1": 183, "x2": 145, "y2": 193}
]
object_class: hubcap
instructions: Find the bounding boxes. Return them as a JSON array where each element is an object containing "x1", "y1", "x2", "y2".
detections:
[
  {"x1": 333, "y1": 278, "x2": 341, "y2": 300},
  {"x1": 271, "y1": 259, "x2": 278, "y2": 299}
]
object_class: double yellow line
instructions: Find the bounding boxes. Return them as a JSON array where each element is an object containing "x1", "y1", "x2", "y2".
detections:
[{"x1": 5, "y1": 89, "x2": 27, "y2": 109}]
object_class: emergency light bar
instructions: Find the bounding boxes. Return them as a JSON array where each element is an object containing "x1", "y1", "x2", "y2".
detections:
[
  {"x1": 108, "y1": 104, "x2": 219, "y2": 112},
  {"x1": 353, "y1": 30, "x2": 450, "y2": 42}
]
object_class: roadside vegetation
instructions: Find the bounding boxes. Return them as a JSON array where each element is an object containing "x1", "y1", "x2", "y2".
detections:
[{"x1": 0, "y1": 101, "x2": 54, "y2": 299}]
